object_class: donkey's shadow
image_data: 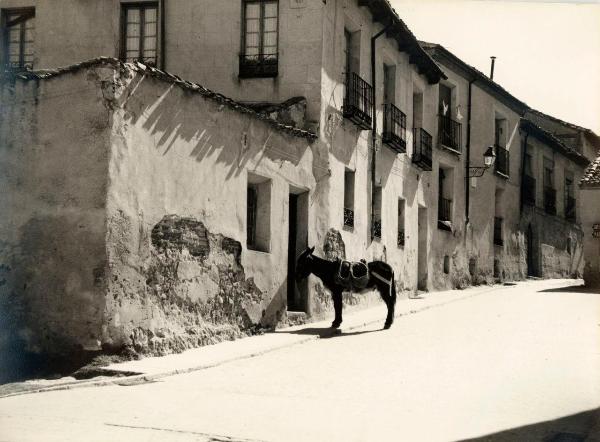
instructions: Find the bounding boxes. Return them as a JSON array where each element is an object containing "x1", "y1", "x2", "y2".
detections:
[{"x1": 275, "y1": 327, "x2": 381, "y2": 339}]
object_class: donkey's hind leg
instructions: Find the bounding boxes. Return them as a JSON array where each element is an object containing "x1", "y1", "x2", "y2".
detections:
[
  {"x1": 331, "y1": 289, "x2": 343, "y2": 328},
  {"x1": 383, "y1": 279, "x2": 397, "y2": 329}
]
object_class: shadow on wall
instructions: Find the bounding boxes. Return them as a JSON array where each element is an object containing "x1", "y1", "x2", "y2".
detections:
[
  {"x1": 456, "y1": 407, "x2": 600, "y2": 441},
  {"x1": 122, "y1": 74, "x2": 310, "y2": 181}
]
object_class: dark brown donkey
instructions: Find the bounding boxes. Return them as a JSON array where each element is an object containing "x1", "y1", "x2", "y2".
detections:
[{"x1": 295, "y1": 247, "x2": 397, "y2": 329}]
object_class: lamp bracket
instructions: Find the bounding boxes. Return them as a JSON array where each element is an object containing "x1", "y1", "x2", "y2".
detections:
[{"x1": 467, "y1": 166, "x2": 489, "y2": 178}]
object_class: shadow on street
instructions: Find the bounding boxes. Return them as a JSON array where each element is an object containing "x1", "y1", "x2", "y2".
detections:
[
  {"x1": 539, "y1": 285, "x2": 600, "y2": 294},
  {"x1": 456, "y1": 407, "x2": 600, "y2": 441}
]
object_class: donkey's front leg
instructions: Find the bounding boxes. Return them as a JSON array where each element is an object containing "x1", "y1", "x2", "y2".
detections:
[{"x1": 331, "y1": 289, "x2": 343, "y2": 328}]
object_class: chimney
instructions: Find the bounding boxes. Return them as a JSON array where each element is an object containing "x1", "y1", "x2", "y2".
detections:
[{"x1": 490, "y1": 56, "x2": 497, "y2": 81}]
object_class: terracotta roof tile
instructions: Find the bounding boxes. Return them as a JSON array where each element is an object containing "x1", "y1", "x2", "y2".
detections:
[{"x1": 581, "y1": 152, "x2": 600, "y2": 187}]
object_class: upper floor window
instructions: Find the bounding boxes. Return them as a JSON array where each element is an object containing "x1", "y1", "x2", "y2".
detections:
[
  {"x1": 2, "y1": 8, "x2": 35, "y2": 70},
  {"x1": 121, "y1": 3, "x2": 159, "y2": 67},
  {"x1": 240, "y1": 0, "x2": 278, "y2": 78}
]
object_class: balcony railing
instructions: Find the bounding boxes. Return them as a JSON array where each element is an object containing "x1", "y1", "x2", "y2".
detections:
[
  {"x1": 494, "y1": 217, "x2": 504, "y2": 246},
  {"x1": 565, "y1": 196, "x2": 576, "y2": 221},
  {"x1": 544, "y1": 187, "x2": 557, "y2": 215},
  {"x1": 343, "y1": 72, "x2": 373, "y2": 130},
  {"x1": 372, "y1": 219, "x2": 382, "y2": 240},
  {"x1": 239, "y1": 53, "x2": 278, "y2": 78},
  {"x1": 382, "y1": 103, "x2": 407, "y2": 153},
  {"x1": 412, "y1": 128, "x2": 433, "y2": 171},
  {"x1": 495, "y1": 145, "x2": 510, "y2": 177},
  {"x1": 397, "y1": 229, "x2": 405, "y2": 247},
  {"x1": 343, "y1": 207, "x2": 354, "y2": 229},
  {"x1": 438, "y1": 198, "x2": 452, "y2": 222},
  {"x1": 522, "y1": 175, "x2": 536, "y2": 206},
  {"x1": 438, "y1": 115, "x2": 462, "y2": 152}
]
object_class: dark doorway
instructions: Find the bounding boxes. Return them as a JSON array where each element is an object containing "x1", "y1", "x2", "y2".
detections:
[
  {"x1": 287, "y1": 190, "x2": 308, "y2": 311},
  {"x1": 526, "y1": 223, "x2": 535, "y2": 277},
  {"x1": 417, "y1": 206, "x2": 428, "y2": 291}
]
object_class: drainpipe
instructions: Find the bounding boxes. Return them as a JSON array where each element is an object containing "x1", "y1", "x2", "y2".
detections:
[
  {"x1": 370, "y1": 25, "x2": 391, "y2": 240},
  {"x1": 160, "y1": 0, "x2": 166, "y2": 70},
  {"x1": 465, "y1": 78, "x2": 476, "y2": 225}
]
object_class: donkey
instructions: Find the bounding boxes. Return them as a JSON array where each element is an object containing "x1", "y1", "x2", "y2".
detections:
[{"x1": 295, "y1": 247, "x2": 397, "y2": 329}]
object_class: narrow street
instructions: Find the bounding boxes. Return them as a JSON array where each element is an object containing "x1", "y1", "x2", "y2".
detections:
[{"x1": 1, "y1": 279, "x2": 599, "y2": 442}]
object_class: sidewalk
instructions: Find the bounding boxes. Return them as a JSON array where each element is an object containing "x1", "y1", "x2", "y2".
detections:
[{"x1": 0, "y1": 279, "x2": 580, "y2": 398}]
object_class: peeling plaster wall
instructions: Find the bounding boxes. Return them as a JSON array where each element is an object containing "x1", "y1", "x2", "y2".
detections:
[
  {"x1": 102, "y1": 66, "x2": 321, "y2": 354},
  {"x1": 0, "y1": 68, "x2": 112, "y2": 356}
]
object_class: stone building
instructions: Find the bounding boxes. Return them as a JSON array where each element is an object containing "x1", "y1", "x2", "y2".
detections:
[
  {"x1": 580, "y1": 154, "x2": 600, "y2": 289},
  {"x1": 0, "y1": 0, "x2": 595, "y2": 360}
]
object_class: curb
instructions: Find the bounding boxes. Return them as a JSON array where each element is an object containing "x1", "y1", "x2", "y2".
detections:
[{"x1": 0, "y1": 283, "x2": 512, "y2": 399}]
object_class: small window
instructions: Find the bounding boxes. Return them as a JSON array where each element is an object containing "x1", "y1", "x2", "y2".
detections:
[
  {"x1": 240, "y1": 0, "x2": 278, "y2": 78},
  {"x1": 2, "y1": 8, "x2": 35, "y2": 70},
  {"x1": 343, "y1": 170, "x2": 355, "y2": 229},
  {"x1": 121, "y1": 3, "x2": 159, "y2": 66},
  {"x1": 397, "y1": 199, "x2": 405, "y2": 247},
  {"x1": 443, "y1": 255, "x2": 450, "y2": 274},
  {"x1": 372, "y1": 186, "x2": 382, "y2": 240},
  {"x1": 247, "y1": 174, "x2": 271, "y2": 252}
]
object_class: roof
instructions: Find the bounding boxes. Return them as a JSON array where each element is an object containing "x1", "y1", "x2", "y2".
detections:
[
  {"x1": 580, "y1": 152, "x2": 600, "y2": 188},
  {"x1": 1, "y1": 57, "x2": 318, "y2": 141},
  {"x1": 359, "y1": 0, "x2": 446, "y2": 84},
  {"x1": 521, "y1": 118, "x2": 590, "y2": 167},
  {"x1": 419, "y1": 41, "x2": 528, "y2": 114},
  {"x1": 528, "y1": 108, "x2": 600, "y2": 146}
]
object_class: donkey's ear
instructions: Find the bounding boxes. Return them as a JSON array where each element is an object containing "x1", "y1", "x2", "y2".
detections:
[{"x1": 308, "y1": 246, "x2": 315, "y2": 254}]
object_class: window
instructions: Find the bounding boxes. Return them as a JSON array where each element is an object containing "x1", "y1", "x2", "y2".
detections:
[
  {"x1": 247, "y1": 174, "x2": 271, "y2": 252},
  {"x1": 383, "y1": 64, "x2": 396, "y2": 105},
  {"x1": 494, "y1": 189, "x2": 504, "y2": 246},
  {"x1": 522, "y1": 152, "x2": 535, "y2": 205},
  {"x1": 438, "y1": 83, "x2": 461, "y2": 152},
  {"x1": 2, "y1": 8, "x2": 35, "y2": 70},
  {"x1": 494, "y1": 117, "x2": 509, "y2": 176},
  {"x1": 372, "y1": 186, "x2": 382, "y2": 240},
  {"x1": 240, "y1": 0, "x2": 278, "y2": 78},
  {"x1": 564, "y1": 170, "x2": 575, "y2": 221},
  {"x1": 543, "y1": 158, "x2": 556, "y2": 215},
  {"x1": 343, "y1": 170, "x2": 355, "y2": 229},
  {"x1": 438, "y1": 167, "x2": 453, "y2": 230},
  {"x1": 343, "y1": 27, "x2": 360, "y2": 82},
  {"x1": 121, "y1": 3, "x2": 159, "y2": 66},
  {"x1": 397, "y1": 199, "x2": 405, "y2": 247}
]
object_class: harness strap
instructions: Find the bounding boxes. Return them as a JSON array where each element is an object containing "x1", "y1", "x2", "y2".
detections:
[{"x1": 371, "y1": 271, "x2": 392, "y2": 286}]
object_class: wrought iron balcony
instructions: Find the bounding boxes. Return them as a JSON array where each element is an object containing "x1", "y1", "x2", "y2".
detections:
[
  {"x1": 544, "y1": 187, "x2": 557, "y2": 215},
  {"x1": 494, "y1": 217, "x2": 504, "y2": 246},
  {"x1": 438, "y1": 115, "x2": 462, "y2": 153},
  {"x1": 397, "y1": 229, "x2": 405, "y2": 247},
  {"x1": 343, "y1": 207, "x2": 354, "y2": 229},
  {"x1": 522, "y1": 175, "x2": 536, "y2": 206},
  {"x1": 565, "y1": 196, "x2": 576, "y2": 221},
  {"x1": 412, "y1": 128, "x2": 433, "y2": 171},
  {"x1": 372, "y1": 219, "x2": 382, "y2": 240},
  {"x1": 239, "y1": 53, "x2": 278, "y2": 78},
  {"x1": 343, "y1": 72, "x2": 373, "y2": 130},
  {"x1": 382, "y1": 103, "x2": 407, "y2": 153},
  {"x1": 495, "y1": 145, "x2": 510, "y2": 177}
]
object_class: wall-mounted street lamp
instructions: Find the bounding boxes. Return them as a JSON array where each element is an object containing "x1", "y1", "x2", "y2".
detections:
[{"x1": 468, "y1": 145, "x2": 496, "y2": 178}]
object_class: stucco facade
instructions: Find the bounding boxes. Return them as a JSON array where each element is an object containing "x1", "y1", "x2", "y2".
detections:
[{"x1": 580, "y1": 154, "x2": 600, "y2": 289}]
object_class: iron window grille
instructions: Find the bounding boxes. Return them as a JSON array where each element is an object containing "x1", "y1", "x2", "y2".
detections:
[
  {"x1": 438, "y1": 114, "x2": 462, "y2": 152},
  {"x1": 544, "y1": 187, "x2": 557, "y2": 215},
  {"x1": 120, "y1": 2, "x2": 159, "y2": 67},
  {"x1": 343, "y1": 72, "x2": 373, "y2": 130},
  {"x1": 412, "y1": 128, "x2": 433, "y2": 171},
  {"x1": 397, "y1": 229, "x2": 405, "y2": 247},
  {"x1": 438, "y1": 198, "x2": 452, "y2": 222},
  {"x1": 522, "y1": 175, "x2": 536, "y2": 206},
  {"x1": 495, "y1": 145, "x2": 510, "y2": 177},
  {"x1": 247, "y1": 187, "x2": 258, "y2": 248},
  {"x1": 2, "y1": 8, "x2": 35, "y2": 71},
  {"x1": 382, "y1": 103, "x2": 407, "y2": 153},
  {"x1": 343, "y1": 207, "x2": 354, "y2": 229},
  {"x1": 240, "y1": 0, "x2": 278, "y2": 78},
  {"x1": 372, "y1": 219, "x2": 382, "y2": 240},
  {"x1": 494, "y1": 217, "x2": 504, "y2": 246}
]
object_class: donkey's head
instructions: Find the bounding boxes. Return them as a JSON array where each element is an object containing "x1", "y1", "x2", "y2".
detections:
[{"x1": 295, "y1": 246, "x2": 315, "y2": 281}]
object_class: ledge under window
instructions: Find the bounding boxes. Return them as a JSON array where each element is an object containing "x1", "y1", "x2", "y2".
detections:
[{"x1": 239, "y1": 54, "x2": 278, "y2": 78}]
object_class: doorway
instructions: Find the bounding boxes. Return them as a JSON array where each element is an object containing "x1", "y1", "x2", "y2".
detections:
[
  {"x1": 417, "y1": 206, "x2": 428, "y2": 291},
  {"x1": 287, "y1": 190, "x2": 309, "y2": 311},
  {"x1": 526, "y1": 223, "x2": 536, "y2": 277}
]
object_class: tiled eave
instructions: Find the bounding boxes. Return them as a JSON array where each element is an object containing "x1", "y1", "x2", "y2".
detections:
[
  {"x1": 420, "y1": 42, "x2": 528, "y2": 115},
  {"x1": 357, "y1": 0, "x2": 446, "y2": 84},
  {"x1": 580, "y1": 153, "x2": 600, "y2": 188},
  {"x1": 1, "y1": 57, "x2": 318, "y2": 142},
  {"x1": 521, "y1": 119, "x2": 590, "y2": 168}
]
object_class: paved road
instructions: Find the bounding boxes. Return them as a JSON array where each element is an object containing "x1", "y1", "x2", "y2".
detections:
[{"x1": 1, "y1": 279, "x2": 599, "y2": 442}]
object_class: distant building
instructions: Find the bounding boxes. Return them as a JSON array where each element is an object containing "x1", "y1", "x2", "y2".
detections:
[
  {"x1": 579, "y1": 153, "x2": 600, "y2": 289},
  {"x1": 0, "y1": 0, "x2": 595, "y2": 360}
]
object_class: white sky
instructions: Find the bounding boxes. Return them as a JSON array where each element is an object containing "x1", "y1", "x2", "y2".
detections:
[{"x1": 392, "y1": 0, "x2": 600, "y2": 133}]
